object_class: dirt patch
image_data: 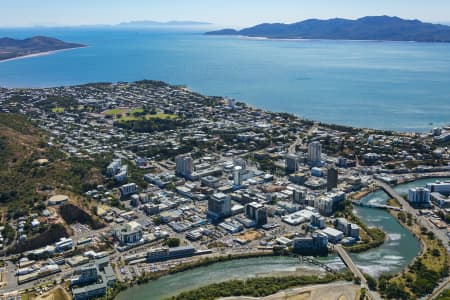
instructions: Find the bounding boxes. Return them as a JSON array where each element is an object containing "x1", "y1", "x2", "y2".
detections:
[
  {"x1": 287, "y1": 291, "x2": 310, "y2": 300},
  {"x1": 35, "y1": 287, "x2": 70, "y2": 300},
  {"x1": 237, "y1": 230, "x2": 263, "y2": 242}
]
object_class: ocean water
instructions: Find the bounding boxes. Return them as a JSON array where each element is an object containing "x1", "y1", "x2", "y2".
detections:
[{"x1": 1, "y1": 27, "x2": 450, "y2": 132}]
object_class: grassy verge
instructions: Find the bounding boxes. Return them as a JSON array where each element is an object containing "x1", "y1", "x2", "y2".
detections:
[
  {"x1": 386, "y1": 198, "x2": 401, "y2": 208},
  {"x1": 51, "y1": 107, "x2": 65, "y2": 113}
]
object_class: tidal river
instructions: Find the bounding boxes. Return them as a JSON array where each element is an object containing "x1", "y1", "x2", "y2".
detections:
[{"x1": 116, "y1": 179, "x2": 445, "y2": 300}]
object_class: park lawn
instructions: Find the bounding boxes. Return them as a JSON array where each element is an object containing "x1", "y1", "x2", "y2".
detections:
[
  {"x1": 104, "y1": 108, "x2": 124, "y2": 116},
  {"x1": 51, "y1": 107, "x2": 65, "y2": 113},
  {"x1": 421, "y1": 238, "x2": 447, "y2": 272},
  {"x1": 117, "y1": 112, "x2": 177, "y2": 122},
  {"x1": 146, "y1": 112, "x2": 177, "y2": 120},
  {"x1": 20, "y1": 293, "x2": 30, "y2": 300},
  {"x1": 129, "y1": 108, "x2": 144, "y2": 114}
]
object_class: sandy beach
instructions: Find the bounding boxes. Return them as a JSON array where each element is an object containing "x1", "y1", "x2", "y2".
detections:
[{"x1": 0, "y1": 46, "x2": 87, "y2": 63}]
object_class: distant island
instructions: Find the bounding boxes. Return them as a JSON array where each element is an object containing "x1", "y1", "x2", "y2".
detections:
[
  {"x1": 117, "y1": 20, "x2": 212, "y2": 28},
  {"x1": 206, "y1": 16, "x2": 450, "y2": 42},
  {"x1": 0, "y1": 36, "x2": 85, "y2": 61}
]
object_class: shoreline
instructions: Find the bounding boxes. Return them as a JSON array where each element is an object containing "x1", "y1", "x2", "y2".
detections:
[
  {"x1": 0, "y1": 78, "x2": 442, "y2": 134},
  {"x1": 213, "y1": 34, "x2": 433, "y2": 44},
  {"x1": 0, "y1": 46, "x2": 88, "y2": 63}
]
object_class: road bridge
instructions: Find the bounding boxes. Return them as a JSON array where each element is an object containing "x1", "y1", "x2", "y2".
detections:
[{"x1": 353, "y1": 200, "x2": 401, "y2": 211}]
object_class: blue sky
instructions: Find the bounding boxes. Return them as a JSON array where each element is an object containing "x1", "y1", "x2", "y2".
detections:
[{"x1": 3, "y1": 0, "x2": 450, "y2": 28}]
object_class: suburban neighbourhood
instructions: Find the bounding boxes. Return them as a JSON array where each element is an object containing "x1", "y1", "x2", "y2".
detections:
[{"x1": 1, "y1": 81, "x2": 450, "y2": 299}]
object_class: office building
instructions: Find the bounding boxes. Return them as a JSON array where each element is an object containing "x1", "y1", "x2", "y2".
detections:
[
  {"x1": 119, "y1": 183, "x2": 137, "y2": 197},
  {"x1": 208, "y1": 193, "x2": 231, "y2": 220},
  {"x1": 146, "y1": 246, "x2": 197, "y2": 263},
  {"x1": 175, "y1": 154, "x2": 193, "y2": 177},
  {"x1": 336, "y1": 157, "x2": 347, "y2": 168},
  {"x1": 113, "y1": 221, "x2": 143, "y2": 245},
  {"x1": 430, "y1": 192, "x2": 450, "y2": 208},
  {"x1": 245, "y1": 202, "x2": 267, "y2": 226},
  {"x1": 292, "y1": 186, "x2": 307, "y2": 204},
  {"x1": 293, "y1": 230, "x2": 328, "y2": 255},
  {"x1": 322, "y1": 227, "x2": 344, "y2": 244},
  {"x1": 106, "y1": 158, "x2": 122, "y2": 177},
  {"x1": 316, "y1": 191, "x2": 346, "y2": 216},
  {"x1": 363, "y1": 153, "x2": 380, "y2": 165},
  {"x1": 289, "y1": 172, "x2": 306, "y2": 185},
  {"x1": 71, "y1": 264, "x2": 99, "y2": 287},
  {"x1": 335, "y1": 218, "x2": 360, "y2": 239},
  {"x1": 71, "y1": 260, "x2": 115, "y2": 300},
  {"x1": 55, "y1": 237, "x2": 73, "y2": 252},
  {"x1": 327, "y1": 167, "x2": 338, "y2": 191},
  {"x1": 426, "y1": 181, "x2": 450, "y2": 196},
  {"x1": 310, "y1": 213, "x2": 325, "y2": 229}
]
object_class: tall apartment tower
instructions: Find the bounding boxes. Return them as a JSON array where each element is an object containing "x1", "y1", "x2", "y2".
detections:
[
  {"x1": 175, "y1": 154, "x2": 193, "y2": 177},
  {"x1": 327, "y1": 167, "x2": 338, "y2": 192},
  {"x1": 308, "y1": 141, "x2": 322, "y2": 165}
]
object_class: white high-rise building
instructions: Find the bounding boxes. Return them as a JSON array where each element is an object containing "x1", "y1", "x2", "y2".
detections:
[
  {"x1": 233, "y1": 166, "x2": 242, "y2": 186},
  {"x1": 175, "y1": 154, "x2": 193, "y2": 177},
  {"x1": 408, "y1": 187, "x2": 431, "y2": 204},
  {"x1": 308, "y1": 141, "x2": 322, "y2": 164}
]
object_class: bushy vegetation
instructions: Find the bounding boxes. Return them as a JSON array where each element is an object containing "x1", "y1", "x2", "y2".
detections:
[
  {"x1": 163, "y1": 238, "x2": 180, "y2": 248},
  {"x1": 164, "y1": 274, "x2": 338, "y2": 300},
  {"x1": 6, "y1": 223, "x2": 68, "y2": 254},
  {"x1": 0, "y1": 114, "x2": 108, "y2": 219},
  {"x1": 114, "y1": 118, "x2": 185, "y2": 133},
  {"x1": 436, "y1": 289, "x2": 450, "y2": 300}
]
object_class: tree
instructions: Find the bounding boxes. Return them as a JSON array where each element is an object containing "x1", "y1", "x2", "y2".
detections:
[
  {"x1": 153, "y1": 216, "x2": 163, "y2": 225},
  {"x1": 164, "y1": 238, "x2": 180, "y2": 248},
  {"x1": 432, "y1": 248, "x2": 440, "y2": 257},
  {"x1": 364, "y1": 273, "x2": 377, "y2": 291}
]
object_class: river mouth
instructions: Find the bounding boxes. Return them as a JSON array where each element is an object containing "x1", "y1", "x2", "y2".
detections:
[{"x1": 116, "y1": 178, "x2": 446, "y2": 300}]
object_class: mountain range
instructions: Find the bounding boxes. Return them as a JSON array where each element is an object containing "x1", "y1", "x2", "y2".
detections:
[
  {"x1": 206, "y1": 16, "x2": 450, "y2": 42},
  {"x1": 118, "y1": 20, "x2": 212, "y2": 27},
  {"x1": 0, "y1": 36, "x2": 85, "y2": 61}
]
